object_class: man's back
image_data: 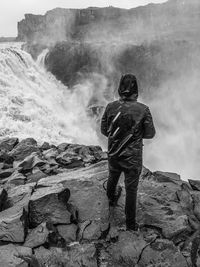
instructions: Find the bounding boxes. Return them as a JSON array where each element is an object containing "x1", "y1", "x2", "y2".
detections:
[{"x1": 101, "y1": 97, "x2": 155, "y2": 168}]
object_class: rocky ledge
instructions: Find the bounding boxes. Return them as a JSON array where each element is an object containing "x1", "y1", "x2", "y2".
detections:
[{"x1": 0, "y1": 137, "x2": 200, "y2": 266}]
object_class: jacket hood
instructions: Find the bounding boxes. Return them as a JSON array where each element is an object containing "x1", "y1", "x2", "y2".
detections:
[{"x1": 118, "y1": 74, "x2": 138, "y2": 99}]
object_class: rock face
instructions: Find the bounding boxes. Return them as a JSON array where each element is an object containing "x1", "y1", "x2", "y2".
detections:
[
  {"x1": 1, "y1": 137, "x2": 200, "y2": 265},
  {"x1": 17, "y1": 1, "x2": 200, "y2": 96}
]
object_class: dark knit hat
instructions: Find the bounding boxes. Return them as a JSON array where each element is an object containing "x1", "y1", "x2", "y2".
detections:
[{"x1": 118, "y1": 74, "x2": 138, "y2": 98}]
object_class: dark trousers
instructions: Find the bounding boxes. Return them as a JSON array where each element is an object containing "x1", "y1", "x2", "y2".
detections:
[{"x1": 107, "y1": 159, "x2": 141, "y2": 228}]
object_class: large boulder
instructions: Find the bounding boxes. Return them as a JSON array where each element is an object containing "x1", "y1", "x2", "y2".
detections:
[
  {"x1": 28, "y1": 184, "x2": 71, "y2": 227},
  {"x1": 0, "y1": 137, "x2": 19, "y2": 152},
  {"x1": 0, "y1": 244, "x2": 32, "y2": 267},
  {"x1": 153, "y1": 171, "x2": 181, "y2": 184},
  {"x1": 16, "y1": 152, "x2": 46, "y2": 172},
  {"x1": 139, "y1": 238, "x2": 188, "y2": 267},
  {"x1": 137, "y1": 175, "x2": 192, "y2": 241},
  {"x1": 9, "y1": 138, "x2": 40, "y2": 161},
  {"x1": 108, "y1": 231, "x2": 147, "y2": 266},
  {"x1": 0, "y1": 205, "x2": 27, "y2": 242},
  {"x1": 37, "y1": 161, "x2": 109, "y2": 224},
  {"x1": 3, "y1": 183, "x2": 35, "y2": 210}
]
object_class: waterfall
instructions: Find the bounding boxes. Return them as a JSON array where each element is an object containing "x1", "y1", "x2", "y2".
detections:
[{"x1": 0, "y1": 44, "x2": 99, "y2": 145}]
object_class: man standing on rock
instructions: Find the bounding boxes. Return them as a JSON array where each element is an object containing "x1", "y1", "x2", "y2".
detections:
[{"x1": 101, "y1": 74, "x2": 156, "y2": 231}]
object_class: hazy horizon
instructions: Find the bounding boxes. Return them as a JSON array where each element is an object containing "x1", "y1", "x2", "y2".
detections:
[{"x1": 0, "y1": 0, "x2": 167, "y2": 37}]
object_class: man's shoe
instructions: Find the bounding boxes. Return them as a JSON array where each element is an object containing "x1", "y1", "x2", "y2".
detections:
[
  {"x1": 109, "y1": 185, "x2": 122, "y2": 207},
  {"x1": 126, "y1": 223, "x2": 139, "y2": 232}
]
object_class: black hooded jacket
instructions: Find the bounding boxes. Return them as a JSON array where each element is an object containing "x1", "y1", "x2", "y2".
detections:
[{"x1": 101, "y1": 74, "x2": 155, "y2": 169}]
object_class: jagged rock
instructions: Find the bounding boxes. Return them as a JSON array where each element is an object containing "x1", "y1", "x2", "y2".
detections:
[
  {"x1": 9, "y1": 138, "x2": 40, "y2": 161},
  {"x1": 34, "y1": 246, "x2": 63, "y2": 267},
  {"x1": 190, "y1": 192, "x2": 200, "y2": 221},
  {"x1": 0, "y1": 244, "x2": 32, "y2": 267},
  {"x1": 16, "y1": 152, "x2": 46, "y2": 172},
  {"x1": 153, "y1": 171, "x2": 181, "y2": 183},
  {"x1": 162, "y1": 215, "x2": 189, "y2": 239},
  {"x1": 140, "y1": 166, "x2": 153, "y2": 179},
  {"x1": 188, "y1": 179, "x2": 200, "y2": 191},
  {"x1": 37, "y1": 161, "x2": 109, "y2": 223},
  {"x1": 57, "y1": 224, "x2": 77, "y2": 243},
  {"x1": 29, "y1": 184, "x2": 71, "y2": 227},
  {"x1": 40, "y1": 163, "x2": 59, "y2": 175},
  {"x1": 82, "y1": 220, "x2": 109, "y2": 241},
  {"x1": 43, "y1": 148, "x2": 59, "y2": 160},
  {"x1": 0, "y1": 187, "x2": 7, "y2": 211},
  {"x1": 24, "y1": 222, "x2": 49, "y2": 248},
  {"x1": 139, "y1": 238, "x2": 188, "y2": 267},
  {"x1": 0, "y1": 205, "x2": 27, "y2": 242},
  {"x1": 57, "y1": 143, "x2": 69, "y2": 152},
  {"x1": 3, "y1": 171, "x2": 26, "y2": 186},
  {"x1": 137, "y1": 179, "x2": 191, "y2": 240},
  {"x1": 108, "y1": 231, "x2": 147, "y2": 266},
  {"x1": 0, "y1": 151, "x2": 14, "y2": 164},
  {"x1": 40, "y1": 142, "x2": 51, "y2": 151},
  {"x1": 34, "y1": 243, "x2": 97, "y2": 266},
  {"x1": 56, "y1": 151, "x2": 84, "y2": 168},
  {"x1": 0, "y1": 168, "x2": 14, "y2": 179},
  {"x1": 176, "y1": 185, "x2": 193, "y2": 214},
  {"x1": 24, "y1": 221, "x2": 66, "y2": 249},
  {"x1": 47, "y1": 223, "x2": 66, "y2": 248},
  {"x1": 27, "y1": 168, "x2": 47, "y2": 183},
  {"x1": 3, "y1": 183, "x2": 35, "y2": 210},
  {"x1": 0, "y1": 137, "x2": 19, "y2": 152},
  {"x1": 66, "y1": 243, "x2": 98, "y2": 267}
]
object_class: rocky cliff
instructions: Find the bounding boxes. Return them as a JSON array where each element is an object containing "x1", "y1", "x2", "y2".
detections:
[
  {"x1": 0, "y1": 137, "x2": 200, "y2": 266},
  {"x1": 17, "y1": 0, "x2": 200, "y2": 95}
]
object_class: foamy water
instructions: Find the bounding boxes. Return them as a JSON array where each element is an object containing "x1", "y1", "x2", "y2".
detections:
[{"x1": 0, "y1": 43, "x2": 99, "y2": 145}]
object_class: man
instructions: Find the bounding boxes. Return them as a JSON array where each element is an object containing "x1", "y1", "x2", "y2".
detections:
[{"x1": 101, "y1": 74, "x2": 155, "y2": 231}]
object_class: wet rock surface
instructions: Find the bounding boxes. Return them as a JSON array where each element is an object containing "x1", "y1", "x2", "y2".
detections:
[{"x1": 1, "y1": 137, "x2": 200, "y2": 266}]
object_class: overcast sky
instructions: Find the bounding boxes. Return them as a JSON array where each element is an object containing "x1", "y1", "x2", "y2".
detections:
[{"x1": 0, "y1": 0, "x2": 167, "y2": 37}]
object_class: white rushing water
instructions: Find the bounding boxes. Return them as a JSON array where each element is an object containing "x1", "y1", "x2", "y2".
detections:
[{"x1": 0, "y1": 42, "x2": 99, "y2": 145}]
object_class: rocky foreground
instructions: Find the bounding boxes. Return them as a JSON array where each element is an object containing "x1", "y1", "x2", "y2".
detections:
[{"x1": 0, "y1": 137, "x2": 200, "y2": 266}]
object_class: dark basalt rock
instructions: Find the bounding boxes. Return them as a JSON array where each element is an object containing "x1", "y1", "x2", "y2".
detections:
[
  {"x1": 0, "y1": 205, "x2": 27, "y2": 243},
  {"x1": 139, "y1": 238, "x2": 188, "y2": 267},
  {"x1": 153, "y1": 171, "x2": 181, "y2": 183},
  {"x1": 0, "y1": 188, "x2": 7, "y2": 211},
  {"x1": 57, "y1": 224, "x2": 77, "y2": 243},
  {"x1": 0, "y1": 168, "x2": 14, "y2": 179},
  {"x1": 0, "y1": 151, "x2": 14, "y2": 164},
  {"x1": 3, "y1": 183, "x2": 34, "y2": 211},
  {"x1": 29, "y1": 185, "x2": 71, "y2": 227},
  {"x1": 56, "y1": 152, "x2": 84, "y2": 168},
  {"x1": 188, "y1": 179, "x2": 200, "y2": 191},
  {"x1": 0, "y1": 244, "x2": 32, "y2": 267},
  {"x1": 108, "y1": 231, "x2": 147, "y2": 266},
  {"x1": 16, "y1": 152, "x2": 46, "y2": 172},
  {"x1": 3, "y1": 171, "x2": 26, "y2": 186},
  {"x1": 26, "y1": 168, "x2": 47, "y2": 183},
  {"x1": 0, "y1": 137, "x2": 19, "y2": 152},
  {"x1": 2, "y1": 137, "x2": 200, "y2": 265},
  {"x1": 9, "y1": 138, "x2": 40, "y2": 161},
  {"x1": 57, "y1": 143, "x2": 70, "y2": 152},
  {"x1": 40, "y1": 142, "x2": 51, "y2": 151},
  {"x1": 24, "y1": 222, "x2": 49, "y2": 248}
]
